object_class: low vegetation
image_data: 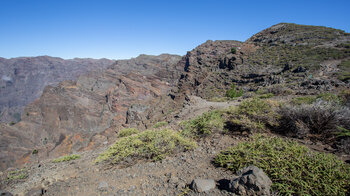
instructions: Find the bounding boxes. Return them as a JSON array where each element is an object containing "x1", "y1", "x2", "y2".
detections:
[
  {"x1": 258, "y1": 93, "x2": 274, "y2": 99},
  {"x1": 225, "y1": 84, "x2": 243, "y2": 99},
  {"x1": 6, "y1": 168, "x2": 28, "y2": 180},
  {"x1": 117, "y1": 128, "x2": 139, "y2": 138},
  {"x1": 278, "y1": 99, "x2": 350, "y2": 138},
  {"x1": 247, "y1": 43, "x2": 350, "y2": 71},
  {"x1": 226, "y1": 98, "x2": 279, "y2": 133},
  {"x1": 339, "y1": 89, "x2": 350, "y2": 106},
  {"x1": 152, "y1": 121, "x2": 168, "y2": 128},
  {"x1": 95, "y1": 129, "x2": 196, "y2": 164},
  {"x1": 338, "y1": 60, "x2": 350, "y2": 81},
  {"x1": 292, "y1": 96, "x2": 317, "y2": 105},
  {"x1": 266, "y1": 84, "x2": 293, "y2": 96},
  {"x1": 335, "y1": 126, "x2": 350, "y2": 138},
  {"x1": 230, "y1": 47, "x2": 236, "y2": 54},
  {"x1": 52, "y1": 154, "x2": 81, "y2": 163},
  {"x1": 215, "y1": 135, "x2": 350, "y2": 195},
  {"x1": 292, "y1": 93, "x2": 343, "y2": 105},
  {"x1": 180, "y1": 110, "x2": 225, "y2": 137},
  {"x1": 32, "y1": 149, "x2": 38, "y2": 155}
]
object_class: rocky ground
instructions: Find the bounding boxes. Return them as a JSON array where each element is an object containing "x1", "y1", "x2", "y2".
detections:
[{"x1": 1, "y1": 98, "x2": 244, "y2": 196}]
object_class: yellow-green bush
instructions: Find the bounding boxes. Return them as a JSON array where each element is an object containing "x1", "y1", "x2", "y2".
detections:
[
  {"x1": 258, "y1": 93, "x2": 274, "y2": 99},
  {"x1": 95, "y1": 129, "x2": 196, "y2": 164},
  {"x1": 215, "y1": 135, "x2": 350, "y2": 195},
  {"x1": 117, "y1": 128, "x2": 139, "y2": 138},
  {"x1": 292, "y1": 96, "x2": 317, "y2": 105},
  {"x1": 226, "y1": 84, "x2": 243, "y2": 98},
  {"x1": 152, "y1": 121, "x2": 168, "y2": 128},
  {"x1": 338, "y1": 60, "x2": 350, "y2": 81},
  {"x1": 7, "y1": 168, "x2": 28, "y2": 180},
  {"x1": 180, "y1": 110, "x2": 225, "y2": 137},
  {"x1": 226, "y1": 98, "x2": 279, "y2": 133},
  {"x1": 52, "y1": 154, "x2": 80, "y2": 163}
]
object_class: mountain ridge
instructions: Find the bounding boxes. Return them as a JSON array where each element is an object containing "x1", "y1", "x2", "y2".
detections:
[{"x1": 1, "y1": 23, "x2": 350, "y2": 195}]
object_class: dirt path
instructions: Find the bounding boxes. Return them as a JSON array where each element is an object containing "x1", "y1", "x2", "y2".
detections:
[{"x1": 177, "y1": 96, "x2": 241, "y2": 121}]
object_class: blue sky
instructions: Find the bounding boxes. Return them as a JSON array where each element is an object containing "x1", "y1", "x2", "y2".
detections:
[{"x1": 0, "y1": 0, "x2": 349, "y2": 60}]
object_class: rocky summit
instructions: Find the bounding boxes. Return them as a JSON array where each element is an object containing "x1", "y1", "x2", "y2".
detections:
[{"x1": 0, "y1": 23, "x2": 350, "y2": 196}]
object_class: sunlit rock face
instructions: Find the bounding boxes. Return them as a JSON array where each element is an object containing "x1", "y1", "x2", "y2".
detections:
[{"x1": 0, "y1": 54, "x2": 182, "y2": 170}]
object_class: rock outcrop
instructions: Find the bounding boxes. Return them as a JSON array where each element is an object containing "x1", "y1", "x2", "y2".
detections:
[
  {"x1": 229, "y1": 166, "x2": 272, "y2": 196},
  {"x1": 142, "y1": 23, "x2": 350, "y2": 126}
]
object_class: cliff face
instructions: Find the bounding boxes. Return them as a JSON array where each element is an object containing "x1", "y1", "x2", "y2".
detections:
[
  {"x1": 0, "y1": 56, "x2": 114, "y2": 123},
  {"x1": 0, "y1": 54, "x2": 182, "y2": 170}
]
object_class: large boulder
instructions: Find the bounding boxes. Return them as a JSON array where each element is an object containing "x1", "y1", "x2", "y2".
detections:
[
  {"x1": 229, "y1": 165, "x2": 272, "y2": 196},
  {"x1": 190, "y1": 178, "x2": 216, "y2": 193}
]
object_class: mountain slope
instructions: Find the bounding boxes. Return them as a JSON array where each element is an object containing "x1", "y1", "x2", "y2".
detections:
[
  {"x1": 0, "y1": 54, "x2": 181, "y2": 170},
  {"x1": 141, "y1": 23, "x2": 350, "y2": 126},
  {"x1": 0, "y1": 56, "x2": 114, "y2": 123}
]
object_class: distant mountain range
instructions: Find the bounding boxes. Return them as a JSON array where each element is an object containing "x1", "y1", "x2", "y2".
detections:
[{"x1": 0, "y1": 56, "x2": 114, "y2": 122}]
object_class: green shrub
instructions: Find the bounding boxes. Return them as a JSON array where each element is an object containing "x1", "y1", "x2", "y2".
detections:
[
  {"x1": 338, "y1": 60, "x2": 350, "y2": 81},
  {"x1": 339, "y1": 89, "x2": 350, "y2": 106},
  {"x1": 225, "y1": 99, "x2": 279, "y2": 133},
  {"x1": 215, "y1": 135, "x2": 350, "y2": 195},
  {"x1": 237, "y1": 98, "x2": 270, "y2": 116},
  {"x1": 9, "y1": 121, "x2": 15, "y2": 126},
  {"x1": 292, "y1": 93, "x2": 342, "y2": 105},
  {"x1": 231, "y1": 47, "x2": 237, "y2": 54},
  {"x1": 335, "y1": 126, "x2": 350, "y2": 138},
  {"x1": 118, "y1": 128, "x2": 139, "y2": 138},
  {"x1": 32, "y1": 149, "x2": 38, "y2": 155},
  {"x1": 152, "y1": 121, "x2": 168, "y2": 128},
  {"x1": 95, "y1": 129, "x2": 196, "y2": 164},
  {"x1": 292, "y1": 96, "x2": 317, "y2": 105},
  {"x1": 317, "y1": 92, "x2": 342, "y2": 104},
  {"x1": 258, "y1": 93, "x2": 274, "y2": 99},
  {"x1": 52, "y1": 154, "x2": 80, "y2": 163},
  {"x1": 180, "y1": 110, "x2": 225, "y2": 137},
  {"x1": 7, "y1": 169, "x2": 28, "y2": 180},
  {"x1": 226, "y1": 84, "x2": 243, "y2": 98}
]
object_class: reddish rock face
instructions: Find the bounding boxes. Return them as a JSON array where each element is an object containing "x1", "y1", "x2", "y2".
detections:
[{"x1": 0, "y1": 54, "x2": 182, "y2": 170}]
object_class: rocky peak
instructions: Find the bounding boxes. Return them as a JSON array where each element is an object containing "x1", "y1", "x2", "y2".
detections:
[{"x1": 247, "y1": 23, "x2": 350, "y2": 46}]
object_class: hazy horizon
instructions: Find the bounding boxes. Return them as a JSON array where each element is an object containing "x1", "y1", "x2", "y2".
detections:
[{"x1": 1, "y1": 0, "x2": 349, "y2": 60}]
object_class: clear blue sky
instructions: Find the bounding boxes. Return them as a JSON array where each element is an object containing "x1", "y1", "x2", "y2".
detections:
[{"x1": 0, "y1": 0, "x2": 349, "y2": 60}]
